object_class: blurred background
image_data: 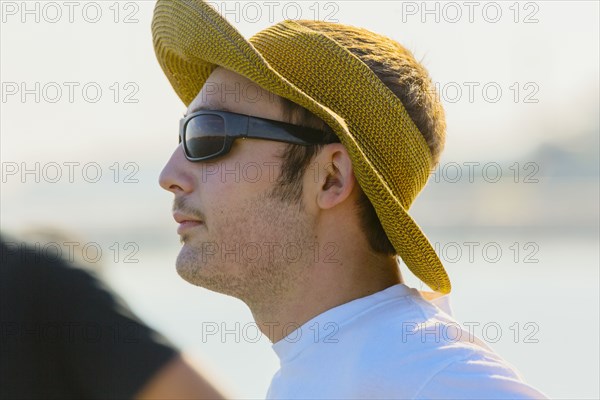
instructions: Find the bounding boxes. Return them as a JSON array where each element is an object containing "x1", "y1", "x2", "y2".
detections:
[{"x1": 1, "y1": 1, "x2": 598, "y2": 398}]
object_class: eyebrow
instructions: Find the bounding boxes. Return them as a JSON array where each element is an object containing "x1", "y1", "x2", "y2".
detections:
[{"x1": 183, "y1": 104, "x2": 231, "y2": 118}]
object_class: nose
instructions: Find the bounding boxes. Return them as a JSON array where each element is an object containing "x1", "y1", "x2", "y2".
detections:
[{"x1": 159, "y1": 145, "x2": 194, "y2": 194}]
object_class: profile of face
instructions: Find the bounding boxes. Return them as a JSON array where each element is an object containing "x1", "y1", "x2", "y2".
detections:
[{"x1": 159, "y1": 67, "x2": 316, "y2": 305}]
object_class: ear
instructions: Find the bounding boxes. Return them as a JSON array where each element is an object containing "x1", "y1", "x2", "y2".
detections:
[{"x1": 312, "y1": 144, "x2": 356, "y2": 210}]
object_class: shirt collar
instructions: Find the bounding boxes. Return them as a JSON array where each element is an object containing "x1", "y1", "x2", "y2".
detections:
[{"x1": 272, "y1": 283, "x2": 444, "y2": 363}]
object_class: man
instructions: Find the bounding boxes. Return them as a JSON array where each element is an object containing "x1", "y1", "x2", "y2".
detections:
[{"x1": 154, "y1": 1, "x2": 547, "y2": 398}]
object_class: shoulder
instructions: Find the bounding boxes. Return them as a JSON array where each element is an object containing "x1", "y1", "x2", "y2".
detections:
[
  {"x1": 414, "y1": 352, "x2": 548, "y2": 399},
  {"x1": 335, "y1": 291, "x2": 545, "y2": 398}
]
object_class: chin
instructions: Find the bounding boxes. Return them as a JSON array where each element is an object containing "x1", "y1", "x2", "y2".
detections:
[{"x1": 174, "y1": 246, "x2": 245, "y2": 298}]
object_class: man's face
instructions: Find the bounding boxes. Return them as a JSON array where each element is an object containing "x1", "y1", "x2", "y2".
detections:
[{"x1": 159, "y1": 67, "x2": 314, "y2": 304}]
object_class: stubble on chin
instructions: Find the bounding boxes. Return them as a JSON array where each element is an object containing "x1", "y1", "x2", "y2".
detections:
[
  {"x1": 175, "y1": 238, "x2": 252, "y2": 291},
  {"x1": 173, "y1": 191, "x2": 314, "y2": 306}
]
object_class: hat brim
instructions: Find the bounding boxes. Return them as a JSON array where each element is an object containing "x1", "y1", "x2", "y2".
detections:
[{"x1": 152, "y1": 0, "x2": 451, "y2": 293}]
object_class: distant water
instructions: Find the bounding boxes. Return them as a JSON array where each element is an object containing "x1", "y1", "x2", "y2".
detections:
[{"x1": 99, "y1": 231, "x2": 598, "y2": 399}]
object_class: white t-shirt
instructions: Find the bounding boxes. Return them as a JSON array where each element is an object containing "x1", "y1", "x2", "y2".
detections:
[{"x1": 267, "y1": 284, "x2": 547, "y2": 399}]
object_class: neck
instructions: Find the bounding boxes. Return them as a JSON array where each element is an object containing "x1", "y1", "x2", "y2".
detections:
[{"x1": 248, "y1": 250, "x2": 403, "y2": 343}]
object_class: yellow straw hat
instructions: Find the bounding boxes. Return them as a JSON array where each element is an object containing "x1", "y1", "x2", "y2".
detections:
[{"x1": 152, "y1": 0, "x2": 451, "y2": 293}]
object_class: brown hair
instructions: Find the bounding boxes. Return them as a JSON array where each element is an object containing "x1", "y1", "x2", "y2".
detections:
[{"x1": 271, "y1": 22, "x2": 446, "y2": 256}]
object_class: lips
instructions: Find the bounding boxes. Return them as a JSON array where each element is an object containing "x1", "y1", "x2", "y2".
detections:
[
  {"x1": 173, "y1": 212, "x2": 202, "y2": 224},
  {"x1": 173, "y1": 212, "x2": 203, "y2": 235}
]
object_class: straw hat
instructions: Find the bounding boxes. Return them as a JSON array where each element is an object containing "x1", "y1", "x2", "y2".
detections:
[{"x1": 152, "y1": 0, "x2": 451, "y2": 293}]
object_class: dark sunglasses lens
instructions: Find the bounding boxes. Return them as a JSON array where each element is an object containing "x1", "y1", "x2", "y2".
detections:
[{"x1": 184, "y1": 115, "x2": 226, "y2": 159}]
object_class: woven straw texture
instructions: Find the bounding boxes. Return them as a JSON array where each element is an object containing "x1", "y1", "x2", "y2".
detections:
[{"x1": 152, "y1": 0, "x2": 451, "y2": 293}]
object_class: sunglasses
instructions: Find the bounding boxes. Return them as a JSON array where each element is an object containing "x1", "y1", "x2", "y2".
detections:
[{"x1": 179, "y1": 110, "x2": 337, "y2": 162}]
